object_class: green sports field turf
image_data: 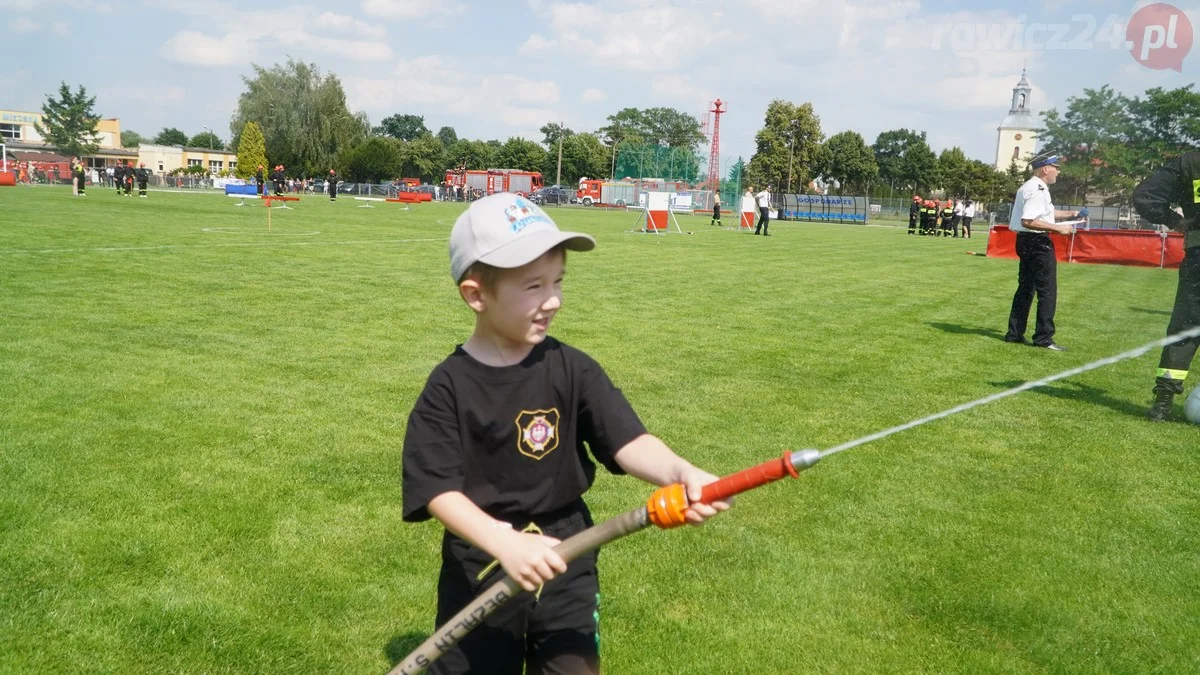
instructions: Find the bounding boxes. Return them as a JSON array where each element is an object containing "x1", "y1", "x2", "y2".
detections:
[{"x1": 1, "y1": 187, "x2": 1197, "y2": 673}]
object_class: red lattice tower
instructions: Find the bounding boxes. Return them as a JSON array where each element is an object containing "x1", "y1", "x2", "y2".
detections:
[{"x1": 705, "y1": 99, "x2": 725, "y2": 194}]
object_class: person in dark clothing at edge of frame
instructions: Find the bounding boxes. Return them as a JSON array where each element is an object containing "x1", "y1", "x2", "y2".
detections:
[
  {"x1": 1132, "y1": 151, "x2": 1200, "y2": 422},
  {"x1": 135, "y1": 163, "x2": 149, "y2": 198}
]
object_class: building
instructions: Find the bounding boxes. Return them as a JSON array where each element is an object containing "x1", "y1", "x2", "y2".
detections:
[
  {"x1": 1, "y1": 107, "x2": 236, "y2": 174},
  {"x1": 137, "y1": 144, "x2": 237, "y2": 175},
  {"x1": 1, "y1": 108, "x2": 137, "y2": 167},
  {"x1": 994, "y1": 70, "x2": 1038, "y2": 172}
]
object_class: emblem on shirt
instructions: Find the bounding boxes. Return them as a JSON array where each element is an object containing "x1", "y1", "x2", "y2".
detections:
[{"x1": 515, "y1": 408, "x2": 560, "y2": 460}]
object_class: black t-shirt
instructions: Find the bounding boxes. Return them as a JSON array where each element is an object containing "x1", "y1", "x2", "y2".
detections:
[{"x1": 402, "y1": 337, "x2": 645, "y2": 523}]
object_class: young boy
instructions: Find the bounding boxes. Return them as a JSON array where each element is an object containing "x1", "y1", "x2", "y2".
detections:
[{"x1": 403, "y1": 193, "x2": 731, "y2": 675}]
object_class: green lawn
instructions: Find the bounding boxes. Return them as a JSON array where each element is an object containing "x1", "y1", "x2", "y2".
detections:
[{"x1": 1, "y1": 187, "x2": 1197, "y2": 674}]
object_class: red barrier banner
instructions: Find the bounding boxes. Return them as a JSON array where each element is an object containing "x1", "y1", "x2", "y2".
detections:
[{"x1": 986, "y1": 225, "x2": 1184, "y2": 269}]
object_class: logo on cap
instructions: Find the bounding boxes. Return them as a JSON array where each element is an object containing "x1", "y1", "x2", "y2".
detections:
[{"x1": 503, "y1": 196, "x2": 549, "y2": 234}]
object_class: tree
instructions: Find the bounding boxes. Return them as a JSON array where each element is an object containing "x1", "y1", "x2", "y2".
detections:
[
  {"x1": 539, "y1": 122, "x2": 573, "y2": 148},
  {"x1": 34, "y1": 82, "x2": 101, "y2": 157},
  {"x1": 872, "y1": 129, "x2": 938, "y2": 193},
  {"x1": 340, "y1": 136, "x2": 402, "y2": 183},
  {"x1": 154, "y1": 127, "x2": 188, "y2": 146},
  {"x1": 230, "y1": 58, "x2": 367, "y2": 176},
  {"x1": 436, "y1": 126, "x2": 458, "y2": 147},
  {"x1": 376, "y1": 114, "x2": 430, "y2": 141},
  {"x1": 234, "y1": 121, "x2": 268, "y2": 179},
  {"x1": 935, "y1": 147, "x2": 971, "y2": 196},
  {"x1": 446, "y1": 139, "x2": 494, "y2": 170},
  {"x1": 495, "y1": 137, "x2": 547, "y2": 172},
  {"x1": 822, "y1": 131, "x2": 878, "y2": 194},
  {"x1": 746, "y1": 99, "x2": 824, "y2": 192},
  {"x1": 188, "y1": 131, "x2": 225, "y2": 150},
  {"x1": 120, "y1": 130, "x2": 142, "y2": 148},
  {"x1": 541, "y1": 132, "x2": 608, "y2": 185},
  {"x1": 597, "y1": 107, "x2": 705, "y2": 152},
  {"x1": 399, "y1": 135, "x2": 446, "y2": 182}
]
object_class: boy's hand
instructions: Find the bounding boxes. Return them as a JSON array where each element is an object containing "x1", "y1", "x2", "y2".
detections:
[
  {"x1": 492, "y1": 529, "x2": 567, "y2": 592},
  {"x1": 676, "y1": 466, "x2": 733, "y2": 525}
]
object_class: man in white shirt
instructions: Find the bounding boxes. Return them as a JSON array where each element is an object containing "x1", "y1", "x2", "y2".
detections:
[
  {"x1": 754, "y1": 185, "x2": 772, "y2": 236},
  {"x1": 1003, "y1": 153, "x2": 1084, "y2": 351},
  {"x1": 962, "y1": 199, "x2": 976, "y2": 239},
  {"x1": 952, "y1": 198, "x2": 964, "y2": 237}
]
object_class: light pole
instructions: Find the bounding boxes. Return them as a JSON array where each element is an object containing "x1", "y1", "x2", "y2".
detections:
[
  {"x1": 786, "y1": 119, "x2": 800, "y2": 194},
  {"x1": 555, "y1": 123, "x2": 564, "y2": 188},
  {"x1": 202, "y1": 125, "x2": 213, "y2": 151}
]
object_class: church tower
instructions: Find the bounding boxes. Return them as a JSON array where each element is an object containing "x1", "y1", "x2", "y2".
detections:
[{"x1": 995, "y1": 69, "x2": 1038, "y2": 171}]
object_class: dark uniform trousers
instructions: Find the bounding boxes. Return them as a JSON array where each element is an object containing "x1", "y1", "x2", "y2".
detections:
[
  {"x1": 1156, "y1": 240, "x2": 1200, "y2": 393},
  {"x1": 431, "y1": 502, "x2": 600, "y2": 675},
  {"x1": 1006, "y1": 232, "x2": 1058, "y2": 345},
  {"x1": 755, "y1": 206, "x2": 770, "y2": 234}
]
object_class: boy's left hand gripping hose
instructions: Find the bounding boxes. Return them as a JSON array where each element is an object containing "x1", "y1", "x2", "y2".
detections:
[{"x1": 389, "y1": 450, "x2": 821, "y2": 674}]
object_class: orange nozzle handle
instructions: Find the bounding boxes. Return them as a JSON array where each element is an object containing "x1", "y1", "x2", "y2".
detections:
[{"x1": 646, "y1": 483, "x2": 689, "y2": 529}]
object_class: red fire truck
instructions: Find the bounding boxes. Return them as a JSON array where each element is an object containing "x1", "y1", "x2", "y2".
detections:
[
  {"x1": 444, "y1": 168, "x2": 543, "y2": 196},
  {"x1": 576, "y1": 178, "x2": 637, "y2": 206}
]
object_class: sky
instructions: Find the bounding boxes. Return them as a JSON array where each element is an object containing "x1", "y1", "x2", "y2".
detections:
[{"x1": 2, "y1": 0, "x2": 1198, "y2": 171}]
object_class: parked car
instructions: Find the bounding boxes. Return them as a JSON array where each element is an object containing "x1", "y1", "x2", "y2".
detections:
[{"x1": 529, "y1": 185, "x2": 574, "y2": 205}]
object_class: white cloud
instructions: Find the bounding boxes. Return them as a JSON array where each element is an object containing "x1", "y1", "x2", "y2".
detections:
[
  {"x1": 580, "y1": 88, "x2": 607, "y2": 103},
  {"x1": 8, "y1": 16, "x2": 40, "y2": 32},
  {"x1": 51, "y1": 21, "x2": 70, "y2": 36},
  {"x1": 345, "y1": 56, "x2": 565, "y2": 139},
  {"x1": 159, "y1": 30, "x2": 245, "y2": 66},
  {"x1": 360, "y1": 0, "x2": 464, "y2": 19}
]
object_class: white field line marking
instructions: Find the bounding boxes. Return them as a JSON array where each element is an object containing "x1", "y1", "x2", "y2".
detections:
[{"x1": 0, "y1": 237, "x2": 447, "y2": 255}]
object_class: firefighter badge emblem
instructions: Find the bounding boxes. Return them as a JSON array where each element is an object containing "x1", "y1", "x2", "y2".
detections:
[{"x1": 515, "y1": 408, "x2": 560, "y2": 460}]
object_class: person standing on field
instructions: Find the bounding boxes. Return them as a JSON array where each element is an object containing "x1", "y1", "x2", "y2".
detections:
[
  {"x1": 1132, "y1": 150, "x2": 1200, "y2": 421},
  {"x1": 754, "y1": 184, "x2": 772, "y2": 236},
  {"x1": 1003, "y1": 153, "x2": 1084, "y2": 351},
  {"x1": 710, "y1": 192, "x2": 722, "y2": 226}
]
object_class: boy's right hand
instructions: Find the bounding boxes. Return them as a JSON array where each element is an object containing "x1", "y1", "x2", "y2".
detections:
[{"x1": 492, "y1": 529, "x2": 567, "y2": 592}]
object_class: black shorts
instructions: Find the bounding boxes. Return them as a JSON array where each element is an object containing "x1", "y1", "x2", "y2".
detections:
[{"x1": 431, "y1": 504, "x2": 600, "y2": 675}]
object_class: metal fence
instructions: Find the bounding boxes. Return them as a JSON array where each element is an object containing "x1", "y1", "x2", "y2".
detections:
[{"x1": 868, "y1": 196, "x2": 1155, "y2": 230}]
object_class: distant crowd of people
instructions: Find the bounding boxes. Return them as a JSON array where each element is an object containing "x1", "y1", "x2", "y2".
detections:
[{"x1": 909, "y1": 196, "x2": 978, "y2": 238}]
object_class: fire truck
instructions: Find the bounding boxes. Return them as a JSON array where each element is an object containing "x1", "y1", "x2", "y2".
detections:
[
  {"x1": 444, "y1": 168, "x2": 543, "y2": 196},
  {"x1": 576, "y1": 178, "x2": 637, "y2": 206}
]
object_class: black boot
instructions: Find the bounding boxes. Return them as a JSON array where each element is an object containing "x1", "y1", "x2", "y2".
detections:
[{"x1": 1148, "y1": 377, "x2": 1184, "y2": 422}]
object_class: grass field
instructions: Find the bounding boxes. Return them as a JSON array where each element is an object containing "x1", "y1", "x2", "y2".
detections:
[{"x1": 1, "y1": 186, "x2": 1197, "y2": 674}]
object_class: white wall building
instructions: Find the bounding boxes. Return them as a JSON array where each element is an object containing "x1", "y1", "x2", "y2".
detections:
[{"x1": 995, "y1": 70, "x2": 1039, "y2": 172}]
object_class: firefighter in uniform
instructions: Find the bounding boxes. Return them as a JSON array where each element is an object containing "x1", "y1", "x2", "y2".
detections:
[
  {"x1": 920, "y1": 199, "x2": 937, "y2": 235},
  {"x1": 940, "y1": 199, "x2": 955, "y2": 237},
  {"x1": 113, "y1": 162, "x2": 125, "y2": 195},
  {"x1": 135, "y1": 162, "x2": 149, "y2": 198},
  {"x1": 327, "y1": 168, "x2": 338, "y2": 202},
  {"x1": 271, "y1": 165, "x2": 285, "y2": 196},
  {"x1": 123, "y1": 161, "x2": 134, "y2": 196},
  {"x1": 1132, "y1": 151, "x2": 1200, "y2": 421},
  {"x1": 255, "y1": 164, "x2": 265, "y2": 196},
  {"x1": 74, "y1": 159, "x2": 86, "y2": 196},
  {"x1": 908, "y1": 195, "x2": 921, "y2": 234}
]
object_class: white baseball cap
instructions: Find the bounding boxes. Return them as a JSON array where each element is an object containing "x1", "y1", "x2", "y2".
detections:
[{"x1": 449, "y1": 193, "x2": 595, "y2": 282}]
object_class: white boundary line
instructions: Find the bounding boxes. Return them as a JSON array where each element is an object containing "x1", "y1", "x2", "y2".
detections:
[{"x1": 0, "y1": 237, "x2": 447, "y2": 255}]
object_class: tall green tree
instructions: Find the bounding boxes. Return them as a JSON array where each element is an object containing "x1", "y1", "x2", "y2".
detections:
[
  {"x1": 120, "y1": 130, "x2": 142, "y2": 148},
  {"x1": 234, "y1": 121, "x2": 268, "y2": 179},
  {"x1": 154, "y1": 127, "x2": 188, "y2": 146},
  {"x1": 399, "y1": 135, "x2": 446, "y2": 182},
  {"x1": 436, "y1": 126, "x2": 458, "y2": 148},
  {"x1": 446, "y1": 139, "x2": 494, "y2": 171},
  {"x1": 746, "y1": 99, "x2": 824, "y2": 192},
  {"x1": 872, "y1": 129, "x2": 938, "y2": 193},
  {"x1": 188, "y1": 131, "x2": 224, "y2": 150},
  {"x1": 822, "y1": 131, "x2": 878, "y2": 194},
  {"x1": 935, "y1": 147, "x2": 971, "y2": 196},
  {"x1": 597, "y1": 107, "x2": 704, "y2": 151},
  {"x1": 539, "y1": 122, "x2": 573, "y2": 148},
  {"x1": 495, "y1": 137, "x2": 547, "y2": 172},
  {"x1": 376, "y1": 114, "x2": 429, "y2": 141},
  {"x1": 542, "y1": 132, "x2": 608, "y2": 185},
  {"x1": 34, "y1": 82, "x2": 101, "y2": 157},
  {"x1": 229, "y1": 59, "x2": 366, "y2": 176},
  {"x1": 340, "y1": 136, "x2": 402, "y2": 183}
]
